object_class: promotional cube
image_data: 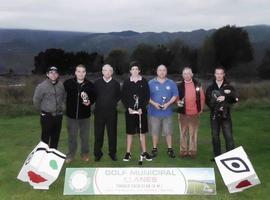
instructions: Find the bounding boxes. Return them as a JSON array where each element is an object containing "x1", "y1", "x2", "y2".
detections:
[
  {"x1": 215, "y1": 146, "x2": 260, "y2": 193},
  {"x1": 17, "y1": 141, "x2": 66, "y2": 190}
]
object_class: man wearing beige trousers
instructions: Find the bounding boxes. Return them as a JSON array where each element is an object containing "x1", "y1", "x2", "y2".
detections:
[{"x1": 177, "y1": 67, "x2": 205, "y2": 159}]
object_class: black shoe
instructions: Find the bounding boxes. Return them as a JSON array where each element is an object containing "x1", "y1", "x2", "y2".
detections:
[
  {"x1": 151, "y1": 148, "x2": 158, "y2": 158},
  {"x1": 95, "y1": 155, "x2": 102, "y2": 162},
  {"x1": 167, "y1": 148, "x2": 176, "y2": 158},
  {"x1": 109, "y1": 154, "x2": 118, "y2": 161},
  {"x1": 141, "y1": 152, "x2": 152, "y2": 161},
  {"x1": 94, "y1": 152, "x2": 103, "y2": 162},
  {"x1": 123, "y1": 152, "x2": 131, "y2": 161}
]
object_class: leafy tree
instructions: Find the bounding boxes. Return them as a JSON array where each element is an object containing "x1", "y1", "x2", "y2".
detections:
[
  {"x1": 258, "y1": 50, "x2": 270, "y2": 79},
  {"x1": 212, "y1": 25, "x2": 254, "y2": 70},
  {"x1": 167, "y1": 39, "x2": 198, "y2": 74},
  {"x1": 131, "y1": 43, "x2": 156, "y2": 74},
  {"x1": 105, "y1": 49, "x2": 130, "y2": 74}
]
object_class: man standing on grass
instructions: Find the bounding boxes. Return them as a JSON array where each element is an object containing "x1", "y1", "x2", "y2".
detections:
[
  {"x1": 121, "y1": 61, "x2": 152, "y2": 162},
  {"x1": 94, "y1": 64, "x2": 121, "y2": 162},
  {"x1": 177, "y1": 67, "x2": 205, "y2": 159},
  {"x1": 64, "y1": 64, "x2": 96, "y2": 163},
  {"x1": 33, "y1": 66, "x2": 65, "y2": 149},
  {"x1": 148, "y1": 64, "x2": 179, "y2": 159},
  {"x1": 206, "y1": 66, "x2": 238, "y2": 161}
]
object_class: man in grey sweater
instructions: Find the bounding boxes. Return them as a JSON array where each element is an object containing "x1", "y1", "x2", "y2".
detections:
[{"x1": 33, "y1": 66, "x2": 65, "y2": 149}]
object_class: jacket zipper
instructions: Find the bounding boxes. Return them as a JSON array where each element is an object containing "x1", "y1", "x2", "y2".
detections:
[
  {"x1": 76, "y1": 84, "x2": 80, "y2": 119},
  {"x1": 53, "y1": 84, "x2": 58, "y2": 114}
]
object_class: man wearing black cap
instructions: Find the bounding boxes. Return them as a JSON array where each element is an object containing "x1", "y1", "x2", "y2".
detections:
[{"x1": 33, "y1": 66, "x2": 66, "y2": 149}]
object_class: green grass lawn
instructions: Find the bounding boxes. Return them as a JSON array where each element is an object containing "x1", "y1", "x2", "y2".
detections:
[{"x1": 0, "y1": 105, "x2": 270, "y2": 200}]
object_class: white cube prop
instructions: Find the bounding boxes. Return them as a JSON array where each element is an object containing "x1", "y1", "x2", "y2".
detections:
[
  {"x1": 215, "y1": 146, "x2": 260, "y2": 193},
  {"x1": 17, "y1": 141, "x2": 66, "y2": 190}
]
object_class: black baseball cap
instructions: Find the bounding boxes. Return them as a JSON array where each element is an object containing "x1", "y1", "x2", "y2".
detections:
[{"x1": 47, "y1": 66, "x2": 58, "y2": 73}]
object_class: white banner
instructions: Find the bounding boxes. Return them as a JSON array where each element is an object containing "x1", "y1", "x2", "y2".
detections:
[{"x1": 64, "y1": 168, "x2": 216, "y2": 195}]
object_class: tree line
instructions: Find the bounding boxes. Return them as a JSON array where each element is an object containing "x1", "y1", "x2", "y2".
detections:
[{"x1": 33, "y1": 25, "x2": 270, "y2": 79}]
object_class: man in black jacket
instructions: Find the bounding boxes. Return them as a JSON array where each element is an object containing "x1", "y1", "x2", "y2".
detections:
[
  {"x1": 206, "y1": 66, "x2": 238, "y2": 161},
  {"x1": 94, "y1": 64, "x2": 121, "y2": 161},
  {"x1": 64, "y1": 64, "x2": 96, "y2": 163}
]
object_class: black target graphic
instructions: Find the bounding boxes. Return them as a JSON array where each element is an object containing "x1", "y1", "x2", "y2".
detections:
[{"x1": 220, "y1": 157, "x2": 250, "y2": 173}]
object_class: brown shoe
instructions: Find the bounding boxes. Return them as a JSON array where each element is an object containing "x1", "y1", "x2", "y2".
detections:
[
  {"x1": 81, "y1": 154, "x2": 89, "y2": 162},
  {"x1": 189, "y1": 151, "x2": 197, "y2": 159},
  {"x1": 65, "y1": 158, "x2": 73, "y2": 164},
  {"x1": 179, "y1": 151, "x2": 187, "y2": 158}
]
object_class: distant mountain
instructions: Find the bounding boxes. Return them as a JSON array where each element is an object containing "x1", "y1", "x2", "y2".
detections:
[{"x1": 0, "y1": 25, "x2": 269, "y2": 74}]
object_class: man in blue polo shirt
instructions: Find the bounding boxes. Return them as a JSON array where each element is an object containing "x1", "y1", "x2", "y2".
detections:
[{"x1": 148, "y1": 64, "x2": 179, "y2": 158}]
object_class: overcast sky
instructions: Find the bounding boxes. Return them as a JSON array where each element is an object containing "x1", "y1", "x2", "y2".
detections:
[{"x1": 1, "y1": 0, "x2": 270, "y2": 33}]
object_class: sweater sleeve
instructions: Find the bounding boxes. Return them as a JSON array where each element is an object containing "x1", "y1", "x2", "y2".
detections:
[
  {"x1": 121, "y1": 80, "x2": 129, "y2": 109},
  {"x1": 141, "y1": 78, "x2": 150, "y2": 108},
  {"x1": 200, "y1": 86, "x2": 205, "y2": 111},
  {"x1": 206, "y1": 86, "x2": 215, "y2": 110},
  {"x1": 33, "y1": 84, "x2": 43, "y2": 110},
  {"x1": 225, "y1": 85, "x2": 238, "y2": 104},
  {"x1": 86, "y1": 82, "x2": 96, "y2": 105},
  {"x1": 116, "y1": 81, "x2": 121, "y2": 103}
]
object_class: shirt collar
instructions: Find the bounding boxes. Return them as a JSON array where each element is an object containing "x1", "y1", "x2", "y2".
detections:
[
  {"x1": 130, "y1": 75, "x2": 142, "y2": 82},
  {"x1": 103, "y1": 77, "x2": 112, "y2": 83},
  {"x1": 184, "y1": 79, "x2": 193, "y2": 84},
  {"x1": 155, "y1": 77, "x2": 168, "y2": 84}
]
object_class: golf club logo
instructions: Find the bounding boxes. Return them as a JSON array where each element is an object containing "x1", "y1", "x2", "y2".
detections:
[
  {"x1": 220, "y1": 157, "x2": 250, "y2": 173},
  {"x1": 69, "y1": 170, "x2": 91, "y2": 193}
]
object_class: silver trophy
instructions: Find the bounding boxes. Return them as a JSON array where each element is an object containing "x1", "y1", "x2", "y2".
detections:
[
  {"x1": 131, "y1": 94, "x2": 140, "y2": 114},
  {"x1": 160, "y1": 96, "x2": 167, "y2": 109},
  {"x1": 81, "y1": 91, "x2": 89, "y2": 103},
  {"x1": 177, "y1": 98, "x2": 184, "y2": 107}
]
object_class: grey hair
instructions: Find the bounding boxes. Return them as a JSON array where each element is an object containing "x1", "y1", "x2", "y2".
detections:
[
  {"x1": 102, "y1": 64, "x2": 114, "y2": 73},
  {"x1": 182, "y1": 67, "x2": 193, "y2": 77}
]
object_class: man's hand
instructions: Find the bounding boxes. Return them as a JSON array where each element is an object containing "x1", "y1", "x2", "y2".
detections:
[
  {"x1": 128, "y1": 108, "x2": 134, "y2": 114},
  {"x1": 224, "y1": 89, "x2": 231, "y2": 94},
  {"x1": 83, "y1": 100, "x2": 90, "y2": 106},
  {"x1": 217, "y1": 96, "x2": 225, "y2": 102},
  {"x1": 128, "y1": 108, "x2": 142, "y2": 115},
  {"x1": 162, "y1": 102, "x2": 170, "y2": 110},
  {"x1": 153, "y1": 102, "x2": 161, "y2": 110}
]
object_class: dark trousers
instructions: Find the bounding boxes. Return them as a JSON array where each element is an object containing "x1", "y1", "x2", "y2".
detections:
[
  {"x1": 94, "y1": 109, "x2": 117, "y2": 157},
  {"x1": 210, "y1": 113, "x2": 234, "y2": 157},
  {"x1": 40, "y1": 114, "x2": 63, "y2": 149},
  {"x1": 66, "y1": 117, "x2": 90, "y2": 159}
]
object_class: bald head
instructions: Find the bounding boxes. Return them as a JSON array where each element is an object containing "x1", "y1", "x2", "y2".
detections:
[{"x1": 157, "y1": 64, "x2": 167, "y2": 79}]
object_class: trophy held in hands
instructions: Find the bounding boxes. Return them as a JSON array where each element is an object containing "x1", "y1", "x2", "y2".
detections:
[
  {"x1": 159, "y1": 96, "x2": 167, "y2": 110},
  {"x1": 81, "y1": 91, "x2": 89, "y2": 104}
]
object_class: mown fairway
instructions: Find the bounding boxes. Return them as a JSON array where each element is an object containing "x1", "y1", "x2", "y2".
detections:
[{"x1": 0, "y1": 105, "x2": 269, "y2": 200}]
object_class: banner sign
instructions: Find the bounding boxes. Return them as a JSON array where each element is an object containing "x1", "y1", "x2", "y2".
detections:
[{"x1": 64, "y1": 168, "x2": 216, "y2": 195}]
